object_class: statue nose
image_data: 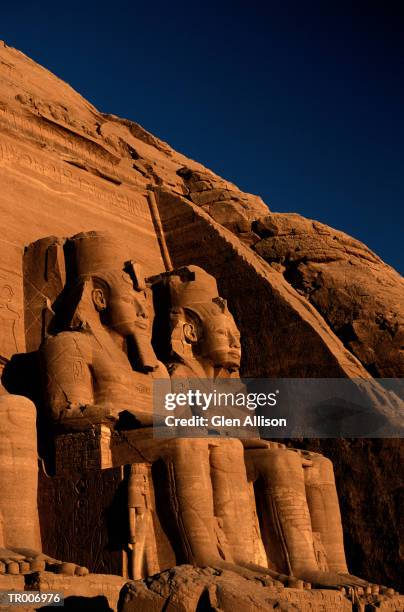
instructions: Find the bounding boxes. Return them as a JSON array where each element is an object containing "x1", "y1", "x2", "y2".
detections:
[
  {"x1": 229, "y1": 333, "x2": 240, "y2": 348},
  {"x1": 136, "y1": 304, "x2": 148, "y2": 319}
]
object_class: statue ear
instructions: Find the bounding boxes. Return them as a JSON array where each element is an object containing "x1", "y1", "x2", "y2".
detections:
[
  {"x1": 92, "y1": 288, "x2": 107, "y2": 312},
  {"x1": 183, "y1": 322, "x2": 198, "y2": 344}
]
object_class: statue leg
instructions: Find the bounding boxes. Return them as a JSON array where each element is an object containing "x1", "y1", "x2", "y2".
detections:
[
  {"x1": 282, "y1": 447, "x2": 372, "y2": 585},
  {"x1": 248, "y1": 447, "x2": 392, "y2": 596},
  {"x1": 210, "y1": 438, "x2": 266, "y2": 567},
  {"x1": 164, "y1": 438, "x2": 232, "y2": 566},
  {"x1": 0, "y1": 394, "x2": 41, "y2": 551},
  {"x1": 303, "y1": 451, "x2": 348, "y2": 573},
  {"x1": 247, "y1": 447, "x2": 319, "y2": 576},
  {"x1": 0, "y1": 394, "x2": 88, "y2": 576},
  {"x1": 133, "y1": 438, "x2": 283, "y2": 582}
]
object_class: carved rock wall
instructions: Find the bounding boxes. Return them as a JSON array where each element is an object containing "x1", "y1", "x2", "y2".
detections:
[{"x1": 0, "y1": 240, "x2": 25, "y2": 359}]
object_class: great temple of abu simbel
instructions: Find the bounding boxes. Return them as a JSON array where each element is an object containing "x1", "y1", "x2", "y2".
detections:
[{"x1": 0, "y1": 41, "x2": 403, "y2": 611}]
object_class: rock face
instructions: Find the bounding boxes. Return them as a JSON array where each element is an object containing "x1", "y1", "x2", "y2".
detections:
[
  {"x1": 0, "y1": 38, "x2": 403, "y2": 605},
  {"x1": 119, "y1": 565, "x2": 353, "y2": 612},
  {"x1": 177, "y1": 166, "x2": 266, "y2": 239},
  {"x1": 252, "y1": 213, "x2": 404, "y2": 378}
]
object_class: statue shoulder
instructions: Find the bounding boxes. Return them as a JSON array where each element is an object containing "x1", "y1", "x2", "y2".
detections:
[
  {"x1": 153, "y1": 361, "x2": 170, "y2": 379},
  {"x1": 168, "y1": 361, "x2": 197, "y2": 379},
  {"x1": 41, "y1": 331, "x2": 92, "y2": 360}
]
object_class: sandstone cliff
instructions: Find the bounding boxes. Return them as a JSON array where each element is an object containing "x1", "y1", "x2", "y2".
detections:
[{"x1": 0, "y1": 40, "x2": 402, "y2": 591}]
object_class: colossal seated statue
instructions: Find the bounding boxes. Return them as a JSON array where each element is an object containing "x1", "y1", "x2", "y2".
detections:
[
  {"x1": 158, "y1": 265, "x2": 383, "y2": 594},
  {"x1": 40, "y1": 231, "x2": 169, "y2": 429},
  {"x1": 0, "y1": 356, "x2": 87, "y2": 576}
]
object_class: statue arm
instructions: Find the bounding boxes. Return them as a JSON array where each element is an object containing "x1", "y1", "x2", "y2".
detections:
[
  {"x1": 128, "y1": 507, "x2": 137, "y2": 547},
  {"x1": 40, "y1": 332, "x2": 94, "y2": 422}
]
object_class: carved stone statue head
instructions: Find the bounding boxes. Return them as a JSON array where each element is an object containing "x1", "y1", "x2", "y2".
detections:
[
  {"x1": 162, "y1": 265, "x2": 241, "y2": 373},
  {"x1": 64, "y1": 231, "x2": 158, "y2": 371}
]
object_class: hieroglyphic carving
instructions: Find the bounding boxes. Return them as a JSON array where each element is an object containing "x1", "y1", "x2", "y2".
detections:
[
  {"x1": 38, "y1": 465, "x2": 125, "y2": 575},
  {"x1": 0, "y1": 241, "x2": 24, "y2": 359},
  {"x1": 0, "y1": 281, "x2": 20, "y2": 355},
  {"x1": 55, "y1": 428, "x2": 112, "y2": 475},
  {"x1": 0, "y1": 139, "x2": 151, "y2": 221},
  {"x1": 0, "y1": 106, "x2": 119, "y2": 171}
]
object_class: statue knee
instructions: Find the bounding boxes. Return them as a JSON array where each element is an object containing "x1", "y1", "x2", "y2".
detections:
[
  {"x1": 217, "y1": 438, "x2": 244, "y2": 452},
  {"x1": 210, "y1": 439, "x2": 247, "y2": 480},
  {"x1": 0, "y1": 394, "x2": 37, "y2": 434},
  {"x1": 306, "y1": 453, "x2": 336, "y2": 486},
  {"x1": 249, "y1": 447, "x2": 304, "y2": 482},
  {"x1": 210, "y1": 438, "x2": 244, "y2": 461},
  {"x1": 168, "y1": 437, "x2": 208, "y2": 463}
]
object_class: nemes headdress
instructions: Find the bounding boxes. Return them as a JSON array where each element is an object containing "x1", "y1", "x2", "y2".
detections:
[
  {"x1": 67, "y1": 231, "x2": 146, "y2": 289},
  {"x1": 166, "y1": 265, "x2": 226, "y2": 314},
  {"x1": 59, "y1": 231, "x2": 147, "y2": 331}
]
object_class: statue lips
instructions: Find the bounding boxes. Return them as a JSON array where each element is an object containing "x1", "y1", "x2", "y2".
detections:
[
  {"x1": 113, "y1": 317, "x2": 150, "y2": 335},
  {"x1": 134, "y1": 321, "x2": 148, "y2": 331},
  {"x1": 213, "y1": 349, "x2": 241, "y2": 369},
  {"x1": 227, "y1": 355, "x2": 241, "y2": 370}
]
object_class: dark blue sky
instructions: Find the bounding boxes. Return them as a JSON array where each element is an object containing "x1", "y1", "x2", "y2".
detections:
[{"x1": 2, "y1": 1, "x2": 403, "y2": 272}]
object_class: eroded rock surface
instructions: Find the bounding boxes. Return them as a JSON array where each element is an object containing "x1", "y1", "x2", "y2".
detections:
[
  {"x1": 119, "y1": 565, "x2": 353, "y2": 612},
  {"x1": 252, "y1": 213, "x2": 404, "y2": 378},
  {"x1": 177, "y1": 166, "x2": 266, "y2": 238}
]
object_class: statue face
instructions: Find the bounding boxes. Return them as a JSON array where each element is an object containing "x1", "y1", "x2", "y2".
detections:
[
  {"x1": 101, "y1": 274, "x2": 152, "y2": 338},
  {"x1": 91, "y1": 270, "x2": 159, "y2": 371},
  {"x1": 198, "y1": 310, "x2": 241, "y2": 370}
]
